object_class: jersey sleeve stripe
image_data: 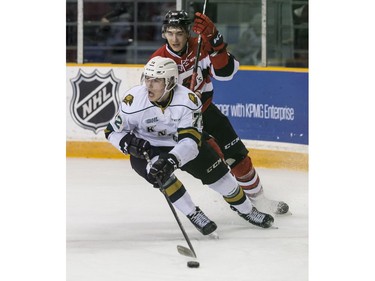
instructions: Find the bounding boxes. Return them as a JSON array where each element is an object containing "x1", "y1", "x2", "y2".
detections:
[{"x1": 178, "y1": 127, "x2": 201, "y2": 145}]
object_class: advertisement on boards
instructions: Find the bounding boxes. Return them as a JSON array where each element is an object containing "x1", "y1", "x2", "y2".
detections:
[{"x1": 212, "y1": 70, "x2": 308, "y2": 145}]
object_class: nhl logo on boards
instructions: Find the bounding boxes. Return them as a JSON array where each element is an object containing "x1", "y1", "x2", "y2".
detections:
[{"x1": 70, "y1": 69, "x2": 120, "y2": 134}]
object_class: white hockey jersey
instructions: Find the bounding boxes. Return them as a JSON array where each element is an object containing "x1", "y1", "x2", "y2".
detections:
[{"x1": 107, "y1": 84, "x2": 203, "y2": 166}]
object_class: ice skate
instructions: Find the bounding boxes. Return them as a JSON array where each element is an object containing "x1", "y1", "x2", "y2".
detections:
[
  {"x1": 187, "y1": 207, "x2": 217, "y2": 235},
  {"x1": 248, "y1": 189, "x2": 290, "y2": 215},
  {"x1": 231, "y1": 206, "x2": 274, "y2": 228}
]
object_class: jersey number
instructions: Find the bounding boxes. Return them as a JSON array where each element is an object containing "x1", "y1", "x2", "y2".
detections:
[
  {"x1": 114, "y1": 114, "x2": 122, "y2": 130},
  {"x1": 193, "y1": 112, "x2": 203, "y2": 129}
]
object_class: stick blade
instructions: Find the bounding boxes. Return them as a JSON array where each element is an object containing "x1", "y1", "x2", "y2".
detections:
[{"x1": 177, "y1": 245, "x2": 196, "y2": 258}]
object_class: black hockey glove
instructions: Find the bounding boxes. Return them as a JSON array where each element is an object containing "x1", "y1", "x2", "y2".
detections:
[
  {"x1": 148, "y1": 154, "x2": 179, "y2": 187},
  {"x1": 119, "y1": 133, "x2": 151, "y2": 159}
]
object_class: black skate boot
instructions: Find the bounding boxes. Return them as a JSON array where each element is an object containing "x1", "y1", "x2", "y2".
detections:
[
  {"x1": 231, "y1": 206, "x2": 274, "y2": 228},
  {"x1": 187, "y1": 207, "x2": 217, "y2": 235}
]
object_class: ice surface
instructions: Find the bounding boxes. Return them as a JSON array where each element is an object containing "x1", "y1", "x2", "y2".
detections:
[{"x1": 67, "y1": 158, "x2": 308, "y2": 281}]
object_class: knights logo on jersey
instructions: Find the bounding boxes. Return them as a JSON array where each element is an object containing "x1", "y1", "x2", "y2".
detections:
[
  {"x1": 123, "y1": 94, "x2": 134, "y2": 106},
  {"x1": 188, "y1": 92, "x2": 199, "y2": 106},
  {"x1": 70, "y1": 69, "x2": 121, "y2": 134}
]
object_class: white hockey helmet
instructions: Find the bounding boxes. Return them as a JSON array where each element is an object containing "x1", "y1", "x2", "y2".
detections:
[{"x1": 143, "y1": 56, "x2": 178, "y2": 88}]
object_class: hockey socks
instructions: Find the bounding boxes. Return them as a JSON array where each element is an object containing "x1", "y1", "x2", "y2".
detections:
[
  {"x1": 231, "y1": 156, "x2": 289, "y2": 215},
  {"x1": 163, "y1": 177, "x2": 196, "y2": 216}
]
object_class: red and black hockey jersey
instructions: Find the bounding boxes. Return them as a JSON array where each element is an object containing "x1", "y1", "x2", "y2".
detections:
[{"x1": 150, "y1": 37, "x2": 239, "y2": 112}]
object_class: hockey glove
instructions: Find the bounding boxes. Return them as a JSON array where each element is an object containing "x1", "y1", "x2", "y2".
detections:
[
  {"x1": 148, "y1": 154, "x2": 179, "y2": 186},
  {"x1": 119, "y1": 133, "x2": 151, "y2": 159},
  {"x1": 193, "y1": 12, "x2": 227, "y2": 55}
]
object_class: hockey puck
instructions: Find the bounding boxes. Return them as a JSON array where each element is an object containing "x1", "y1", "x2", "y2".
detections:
[{"x1": 187, "y1": 261, "x2": 200, "y2": 268}]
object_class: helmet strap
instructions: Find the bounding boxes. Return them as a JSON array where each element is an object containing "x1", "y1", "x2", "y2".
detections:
[{"x1": 157, "y1": 78, "x2": 176, "y2": 103}]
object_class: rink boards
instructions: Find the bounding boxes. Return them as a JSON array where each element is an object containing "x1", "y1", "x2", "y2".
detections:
[{"x1": 66, "y1": 64, "x2": 308, "y2": 170}]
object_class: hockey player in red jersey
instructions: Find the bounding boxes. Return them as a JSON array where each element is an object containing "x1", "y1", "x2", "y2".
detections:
[
  {"x1": 150, "y1": 10, "x2": 289, "y2": 215},
  {"x1": 105, "y1": 57, "x2": 274, "y2": 233}
]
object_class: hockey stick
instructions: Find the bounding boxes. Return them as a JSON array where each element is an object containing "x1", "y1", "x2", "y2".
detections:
[
  {"x1": 143, "y1": 152, "x2": 197, "y2": 258},
  {"x1": 189, "y1": 0, "x2": 209, "y2": 91}
]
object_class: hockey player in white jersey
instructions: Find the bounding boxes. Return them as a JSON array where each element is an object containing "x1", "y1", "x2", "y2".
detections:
[{"x1": 105, "y1": 56, "x2": 274, "y2": 234}]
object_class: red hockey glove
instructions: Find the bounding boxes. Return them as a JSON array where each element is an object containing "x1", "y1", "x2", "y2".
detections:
[{"x1": 193, "y1": 12, "x2": 227, "y2": 55}]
